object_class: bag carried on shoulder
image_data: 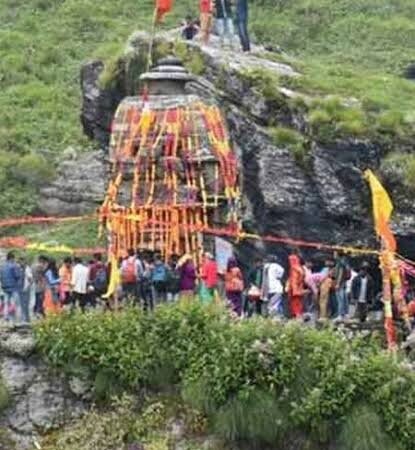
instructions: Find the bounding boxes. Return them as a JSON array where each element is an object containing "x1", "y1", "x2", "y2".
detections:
[{"x1": 122, "y1": 259, "x2": 137, "y2": 284}]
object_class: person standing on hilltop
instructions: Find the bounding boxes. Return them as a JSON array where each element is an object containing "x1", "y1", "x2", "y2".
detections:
[
  {"x1": 235, "y1": 0, "x2": 250, "y2": 52},
  {"x1": 215, "y1": 0, "x2": 235, "y2": 48},
  {"x1": 200, "y1": 0, "x2": 214, "y2": 45}
]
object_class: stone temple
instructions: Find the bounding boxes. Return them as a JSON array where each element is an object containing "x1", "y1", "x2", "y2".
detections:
[{"x1": 99, "y1": 57, "x2": 240, "y2": 261}]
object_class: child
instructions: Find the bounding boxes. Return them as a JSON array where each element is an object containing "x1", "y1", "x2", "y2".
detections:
[{"x1": 181, "y1": 15, "x2": 199, "y2": 40}]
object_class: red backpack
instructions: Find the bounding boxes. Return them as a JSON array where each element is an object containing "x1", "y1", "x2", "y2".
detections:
[{"x1": 122, "y1": 258, "x2": 137, "y2": 284}]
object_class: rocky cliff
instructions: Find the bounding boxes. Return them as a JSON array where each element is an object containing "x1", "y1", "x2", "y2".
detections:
[
  {"x1": 41, "y1": 31, "x2": 415, "y2": 258},
  {"x1": 0, "y1": 325, "x2": 91, "y2": 449}
]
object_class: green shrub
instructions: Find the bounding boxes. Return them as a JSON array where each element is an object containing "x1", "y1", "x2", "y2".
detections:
[
  {"x1": 308, "y1": 108, "x2": 331, "y2": 125},
  {"x1": 381, "y1": 152, "x2": 415, "y2": 192},
  {"x1": 268, "y1": 126, "x2": 311, "y2": 169},
  {"x1": 173, "y1": 42, "x2": 205, "y2": 76},
  {"x1": 240, "y1": 68, "x2": 282, "y2": 103},
  {"x1": 269, "y1": 126, "x2": 303, "y2": 147},
  {"x1": 213, "y1": 388, "x2": 291, "y2": 446},
  {"x1": 377, "y1": 111, "x2": 406, "y2": 135},
  {"x1": 12, "y1": 153, "x2": 55, "y2": 187},
  {"x1": 337, "y1": 404, "x2": 402, "y2": 450},
  {"x1": 35, "y1": 304, "x2": 415, "y2": 450}
]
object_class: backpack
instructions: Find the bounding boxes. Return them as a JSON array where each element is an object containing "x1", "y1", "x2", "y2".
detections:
[
  {"x1": 122, "y1": 259, "x2": 137, "y2": 284},
  {"x1": 94, "y1": 266, "x2": 108, "y2": 291},
  {"x1": 152, "y1": 263, "x2": 167, "y2": 283}
]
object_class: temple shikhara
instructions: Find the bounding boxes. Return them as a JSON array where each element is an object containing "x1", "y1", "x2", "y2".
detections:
[{"x1": 99, "y1": 57, "x2": 241, "y2": 262}]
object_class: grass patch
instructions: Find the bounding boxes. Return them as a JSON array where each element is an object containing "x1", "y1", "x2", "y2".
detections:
[
  {"x1": 240, "y1": 68, "x2": 283, "y2": 104},
  {"x1": 381, "y1": 152, "x2": 415, "y2": 193},
  {"x1": 308, "y1": 97, "x2": 369, "y2": 142},
  {"x1": 268, "y1": 126, "x2": 310, "y2": 169}
]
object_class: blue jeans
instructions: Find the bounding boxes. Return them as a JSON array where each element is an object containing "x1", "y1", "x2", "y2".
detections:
[
  {"x1": 216, "y1": 18, "x2": 235, "y2": 45},
  {"x1": 3, "y1": 290, "x2": 18, "y2": 321},
  {"x1": 336, "y1": 287, "x2": 349, "y2": 318},
  {"x1": 235, "y1": 0, "x2": 250, "y2": 51},
  {"x1": 19, "y1": 290, "x2": 30, "y2": 323}
]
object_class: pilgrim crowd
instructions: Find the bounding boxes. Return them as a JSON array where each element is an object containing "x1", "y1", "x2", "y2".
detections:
[{"x1": 1, "y1": 248, "x2": 415, "y2": 326}]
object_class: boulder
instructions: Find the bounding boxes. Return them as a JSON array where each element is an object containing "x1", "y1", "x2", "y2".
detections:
[
  {"x1": 41, "y1": 30, "x2": 415, "y2": 258},
  {"x1": 0, "y1": 327, "x2": 89, "y2": 449},
  {"x1": 39, "y1": 150, "x2": 108, "y2": 216}
]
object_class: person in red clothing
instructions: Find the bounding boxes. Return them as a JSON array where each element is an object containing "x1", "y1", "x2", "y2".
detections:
[
  {"x1": 200, "y1": 0, "x2": 213, "y2": 44},
  {"x1": 288, "y1": 250, "x2": 306, "y2": 319},
  {"x1": 200, "y1": 252, "x2": 218, "y2": 304}
]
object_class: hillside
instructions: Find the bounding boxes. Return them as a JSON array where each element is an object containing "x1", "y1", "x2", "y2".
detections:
[{"x1": 1, "y1": 0, "x2": 415, "y2": 219}]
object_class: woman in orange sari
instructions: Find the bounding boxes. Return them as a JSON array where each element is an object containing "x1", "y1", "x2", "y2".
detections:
[
  {"x1": 288, "y1": 251, "x2": 306, "y2": 319},
  {"x1": 43, "y1": 259, "x2": 62, "y2": 315}
]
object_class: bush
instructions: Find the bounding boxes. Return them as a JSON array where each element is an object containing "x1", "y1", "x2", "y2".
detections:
[
  {"x1": 381, "y1": 152, "x2": 415, "y2": 193},
  {"x1": 12, "y1": 153, "x2": 55, "y2": 187},
  {"x1": 377, "y1": 111, "x2": 406, "y2": 135},
  {"x1": 35, "y1": 304, "x2": 415, "y2": 450},
  {"x1": 240, "y1": 68, "x2": 283, "y2": 104},
  {"x1": 337, "y1": 404, "x2": 403, "y2": 450},
  {"x1": 308, "y1": 98, "x2": 368, "y2": 140}
]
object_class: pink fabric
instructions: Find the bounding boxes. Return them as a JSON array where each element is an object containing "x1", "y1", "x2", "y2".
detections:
[{"x1": 201, "y1": 259, "x2": 218, "y2": 288}]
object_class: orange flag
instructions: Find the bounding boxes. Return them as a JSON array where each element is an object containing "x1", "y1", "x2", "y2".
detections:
[
  {"x1": 364, "y1": 169, "x2": 396, "y2": 251},
  {"x1": 156, "y1": 0, "x2": 174, "y2": 22}
]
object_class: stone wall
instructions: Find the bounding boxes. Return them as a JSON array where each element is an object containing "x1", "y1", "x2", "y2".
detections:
[{"x1": 0, "y1": 325, "x2": 91, "y2": 450}]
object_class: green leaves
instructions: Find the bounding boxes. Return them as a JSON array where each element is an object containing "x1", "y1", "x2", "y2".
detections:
[{"x1": 34, "y1": 304, "x2": 415, "y2": 449}]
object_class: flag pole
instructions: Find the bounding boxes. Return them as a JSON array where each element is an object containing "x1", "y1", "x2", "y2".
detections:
[{"x1": 147, "y1": 6, "x2": 159, "y2": 73}]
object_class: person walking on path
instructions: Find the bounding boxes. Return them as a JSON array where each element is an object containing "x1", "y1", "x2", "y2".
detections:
[
  {"x1": 121, "y1": 249, "x2": 139, "y2": 301},
  {"x1": 89, "y1": 253, "x2": 108, "y2": 306},
  {"x1": 334, "y1": 251, "x2": 351, "y2": 321},
  {"x1": 44, "y1": 259, "x2": 61, "y2": 315},
  {"x1": 200, "y1": 0, "x2": 214, "y2": 44},
  {"x1": 166, "y1": 255, "x2": 181, "y2": 303},
  {"x1": 178, "y1": 254, "x2": 197, "y2": 304},
  {"x1": 200, "y1": 252, "x2": 218, "y2": 304},
  {"x1": 351, "y1": 262, "x2": 374, "y2": 323},
  {"x1": 32, "y1": 255, "x2": 48, "y2": 317},
  {"x1": 262, "y1": 255, "x2": 285, "y2": 317},
  {"x1": 246, "y1": 257, "x2": 264, "y2": 317},
  {"x1": 59, "y1": 257, "x2": 72, "y2": 306},
  {"x1": 318, "y1": 260, "x2": 335, "y2": 320},
  {"x1": 215, "y1": 0, "x2": 235, "y2": 48},
  {"x1": 151, "y1": 254, "x2": 169, "y2": 305},
  {"x1": 225, "y1": 257, "x2": 244, "y2": 316},
  {"x1": 71, "y1": 257, "x2": 90, "y2": 311},
  {"x1": 235, "y1": 0, "x2": 250, "y2": 52},
  {"x1": 0, "y1": 252, "x2": 22, "y2": 322},
  {"x1": 19, "y1": 257, "x2": 33, "y2": 323},
  {"x1": 287, "y1": 250, "x2": 306, "y2": 319}
]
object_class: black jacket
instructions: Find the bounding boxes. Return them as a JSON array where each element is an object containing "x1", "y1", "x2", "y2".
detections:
[{"x1": 351, "y1": 274, "x2": 374, "y2": 304}]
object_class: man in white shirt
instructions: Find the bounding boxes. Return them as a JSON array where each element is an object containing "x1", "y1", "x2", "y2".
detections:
[
  {"x1": 262, "y1": 255, "x2": 285, "y2": 317},
  {"x1": 71, "y1": 257, "x2": 90, "y2": 311}
]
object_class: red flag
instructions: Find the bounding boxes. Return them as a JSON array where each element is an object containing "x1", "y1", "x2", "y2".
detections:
[{"x1": 156, "y1": 0, "x2": 174, "y2": 22}]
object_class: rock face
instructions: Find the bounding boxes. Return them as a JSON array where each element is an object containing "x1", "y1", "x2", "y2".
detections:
[
  {"x1": 0, "y1": 325, "x2": 90, "y2": 449},
  {"x1": 39, "y1": 150, "x2": 108, "y2": 216},
  {"x1": 48, "y1": 31, "x2": 415, "y2": 257}
]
